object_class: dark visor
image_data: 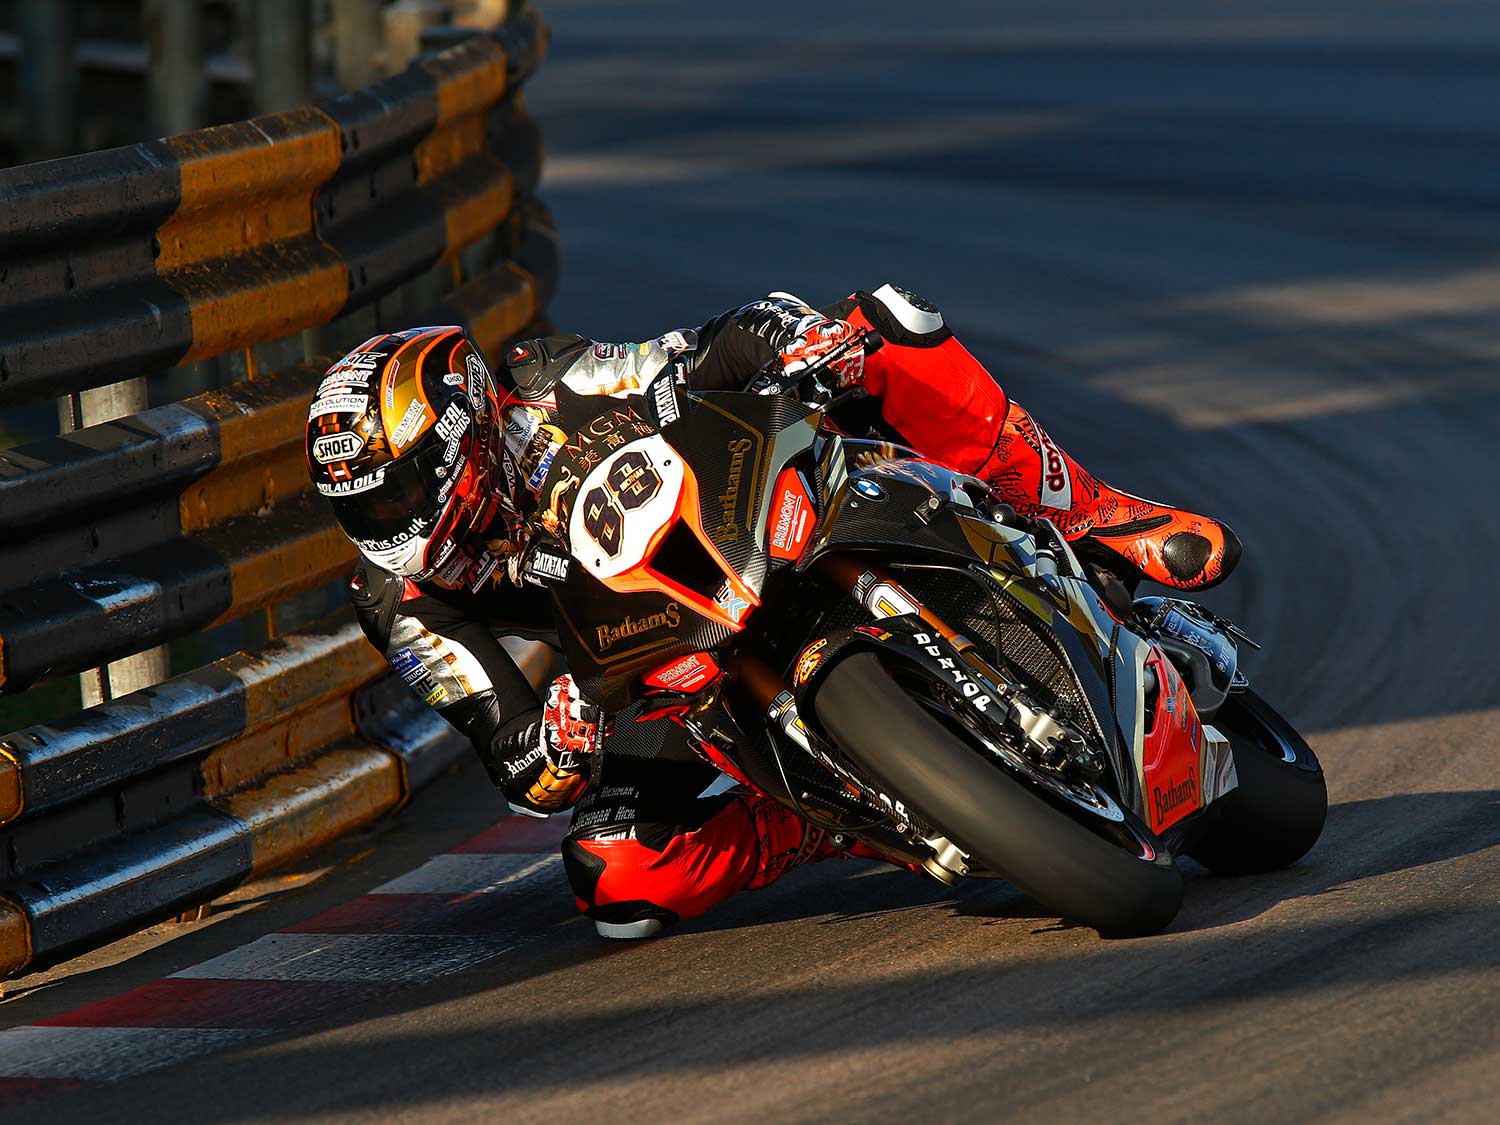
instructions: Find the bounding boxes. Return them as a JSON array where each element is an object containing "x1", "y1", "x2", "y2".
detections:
[{"x1": 328, "y1": 429, "x2": 464, "y2": 546}]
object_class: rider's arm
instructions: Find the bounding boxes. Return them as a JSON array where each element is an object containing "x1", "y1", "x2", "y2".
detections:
[
  {"x1": 674, "y1": 293, "x2": 828, "y2": 391},
  {"x1": 347, "y1": 561, "x2": 590, "y2": 817}
]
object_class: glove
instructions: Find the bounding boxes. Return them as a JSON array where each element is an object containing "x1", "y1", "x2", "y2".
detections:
[
  {"x1": 778, "y1": 317, "x2": 866, "y2": 389},
  {"x1": 543, "y1": 672, "x2": 606, "y2": 765},
  {"x1": 495, "y1": 673, "x2": 605, "y2": 817}
]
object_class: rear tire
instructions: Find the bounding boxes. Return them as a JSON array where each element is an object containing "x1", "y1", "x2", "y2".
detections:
[
  {"x1": 815, "y1": 652, "x2": 1183, "y2": 937},
  {"x1": 1187, "y1": 689, "x2": 1327, "y2": 874}
]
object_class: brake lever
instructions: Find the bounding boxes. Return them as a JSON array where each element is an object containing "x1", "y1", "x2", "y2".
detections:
[{"x1": 751, "y1": 328, "x2": 883, "y2": 402}]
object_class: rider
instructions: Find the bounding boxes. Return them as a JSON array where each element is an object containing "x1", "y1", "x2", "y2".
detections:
[{"x1": 305, "y1": 285, "x2": 1240, "y2": 938}]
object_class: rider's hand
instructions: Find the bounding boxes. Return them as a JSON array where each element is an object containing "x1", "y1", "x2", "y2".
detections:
[
  {"x1": 506, "y1": 673, "x2": 604, "y2": 816},
  {"x1": 542, "y1": 673, "x2": 606, "y2": 767},
  {"x1": 778, "y1": 317, "x2": 866, "y2": 389}
]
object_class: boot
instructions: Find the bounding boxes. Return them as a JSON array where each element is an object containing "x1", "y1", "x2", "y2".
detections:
[{"x1": 974, "y1": 400, "x2": 1241, "y2": 591}]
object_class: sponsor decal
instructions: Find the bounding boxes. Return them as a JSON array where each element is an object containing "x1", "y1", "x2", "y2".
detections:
[
  {"x1": 656, "y1": 330, "x2": 696, "y2": 353},
  {"x1": 862, "y1": 581, "x2": 920, "y2": 619},
  {"x1": 504, "y1": 406, "x2": 542, "y2": 454},
  {"x1": 308, "y1": 393, "x2": 369, "y2": 419},
  {"x1": 1152, "y1": 773, "x2": 1198, "y2": 825},
  {"x1": 356, "y1": 518, "x2": 425, "y2": 552},
  {"x1": 436, "y1": 549, "x2": 471, "y2": 586},
  {"x1": 526, "y1": 444, "x2": 558, "y2": 491},
  {"x1": 713, "y1": 581, "x2": 751, "y2": 623},
  {"x1": 1014, "y1": 410, "x2": 1071, "y2": 510},
  {"x1": 523, "y1": 545, "x2": 571, "y2": 586},
  {"x1": 500, "y1": 448, "x2": 519, "y2": 496},
  {"x1": 562, "y1": 407, "x2": 655, "y2": 467},
  {"x1": 392, "y1": 646, "x2": 449, "y2": 707},
  {"x1": 1037, "y1": 425, "x2": 1072, "y2": 509},
  {"x1": 391, "y1": 648, "x2": 424, "y2": 685},
  {"x1": 643, "y1": 651, "x2": 721, "y2": 693},
  {"x1": 652, "y1": 375, "x2": 681, "y2": 427},
  {"x1": 793, "y1": 638, "x2": 828, "y2": 687},
  {"x1": 465, "y1": 352, "x2": 486, "y2": 401},
  {"x1": 768, "y1": 468, "x2": 815, "y2": 561},
  {"x1": 593, "y1": 342, "x2": 629, "y2": 360},
  {"x1": 443, "y1": 371, "x2": 465, "y2": 386},
  {"x1": 715, "y1": 437, "x2": 755, "y2": 542},
  {"x1": 312, "y1": 431, "x2": 364, "y2": 464},
  {"x1": 911, "y1": 630, "x2": 995, "y2": 713},
  {"x1": 434, "y1": 401, "x2": 468, "y2": 442},
  {"x1": 596, "y1": 602, "x2": 681, "y2": 652},
  {"x1": 428, "y1": 536, "x2": 459, "y2": 573},
  {"x1": 768, "y1": 690, "x2": 814, "y2": 753},
  {"x1": 390, "y1": 396, "x2": 429, "y2": 449},
  {"x1": 468, "y1": 551, "x2": 501, "y2": 593},
  {"x1": 317, "y1": 466, "x2": 386, "y2": 496},
  {"x1": 504, "y1": 744, "x2": 546, "y2": 779}
]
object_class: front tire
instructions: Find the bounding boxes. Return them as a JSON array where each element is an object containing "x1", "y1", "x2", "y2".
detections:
[
  {"x1": 1187, "y1": 689, "x2": 1327, "y2": 874},
  {"x1": 815, "y1": 652, "x2": 1182, "y2": 937}
]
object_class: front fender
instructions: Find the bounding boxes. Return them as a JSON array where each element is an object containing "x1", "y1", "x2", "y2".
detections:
[{"x1": 791, "y1": 614, "x2": 1009, "y2": 742}]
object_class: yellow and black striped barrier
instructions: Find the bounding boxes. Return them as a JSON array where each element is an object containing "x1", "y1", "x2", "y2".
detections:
[{"x1": 0, "y1": 3, "x2": 558, "y2": 978}]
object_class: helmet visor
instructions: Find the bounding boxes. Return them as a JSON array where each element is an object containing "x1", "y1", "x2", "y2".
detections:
[{"x1": 326, "y1": 428, "x2": 469, "y2": 550}]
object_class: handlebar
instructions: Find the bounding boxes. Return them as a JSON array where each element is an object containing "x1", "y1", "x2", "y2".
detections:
[{"x1": 750, "y1": 325, "x2": 884, "y2": 405}]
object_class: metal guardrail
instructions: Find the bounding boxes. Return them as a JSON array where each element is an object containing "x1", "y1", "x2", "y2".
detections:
[{"x1": 0, "y1": 2, "x2": 557, "y2": 978}]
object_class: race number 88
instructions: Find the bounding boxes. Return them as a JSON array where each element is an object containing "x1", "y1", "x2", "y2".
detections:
[{"x1": 583, "y1": 452, "x2": 663, "y2": 558}]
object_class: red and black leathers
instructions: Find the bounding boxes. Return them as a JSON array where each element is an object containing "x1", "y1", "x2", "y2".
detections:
[{"x1": 349, "y1": 284, "x2": 1241, "y2": 937}]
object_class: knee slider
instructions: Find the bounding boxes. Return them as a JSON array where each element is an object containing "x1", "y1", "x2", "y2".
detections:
[{"x1": 861, "y1": 283, "x2": 951, "y2": 347}]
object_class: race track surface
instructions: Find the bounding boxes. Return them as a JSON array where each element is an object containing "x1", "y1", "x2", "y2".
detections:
[{"x1": 6, "y1": 2, "x2": 1500, "y2": 1120}]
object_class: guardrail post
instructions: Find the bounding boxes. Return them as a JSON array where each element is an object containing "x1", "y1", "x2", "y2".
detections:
[
  {"x1": 59, "y1": 379, "x2": 173, "y2": 706},
  {"x1": 332, "y1": 0, "x2": 387, "y2": 88},
  {"x1": 16, "y1": 0, "x2": 77, "y2": 160},
  {"x1": 254, "y1": 0, "x2": 315, "y2": 114},
  {"x1": 144, "y1": 0, "x2": 206, "y2": 137}
]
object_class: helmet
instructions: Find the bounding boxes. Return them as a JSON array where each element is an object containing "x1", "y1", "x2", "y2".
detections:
[{"x1": 306, "y1": 326, "x2": 504, "y2": 580}]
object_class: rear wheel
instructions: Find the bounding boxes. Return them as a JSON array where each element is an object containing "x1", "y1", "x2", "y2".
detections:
[
  {"x1": 815, "y1": 652, "x2": 1182, "y2": 937},
  {"x1": 1187, "y1": 689, "x2": 1327, "y2": 874}
]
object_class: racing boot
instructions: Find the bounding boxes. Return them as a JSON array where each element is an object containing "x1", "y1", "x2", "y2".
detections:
[
  {"x1": 831, "y1": 283, "x2": 1240, "y2": 592},
  {"x1": 973, "y1": 400, "x2": 1242, "y2": 591}
]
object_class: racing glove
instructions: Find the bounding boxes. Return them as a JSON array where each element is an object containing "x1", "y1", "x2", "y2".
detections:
[
  {"x1": 491, "y1": 673, "x2": 605, "y2": 817},
  {"x1": 778, "y1": 316, "x2": 866, "y2": 389}
]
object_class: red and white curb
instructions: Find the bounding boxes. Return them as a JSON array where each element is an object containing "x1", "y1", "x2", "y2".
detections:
[{"x1": 0, "y1": 815, "x2": 572, "y2": 1104}]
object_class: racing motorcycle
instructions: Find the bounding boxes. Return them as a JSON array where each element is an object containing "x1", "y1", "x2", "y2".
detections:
[{"x1": 524, "y1": 334, "x2": 1328, "y2": 936}]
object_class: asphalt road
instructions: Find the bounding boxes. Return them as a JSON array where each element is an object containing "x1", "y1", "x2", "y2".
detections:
[{"x1": 10, "y1": 1, "x2": 1500, "y2": 1120}]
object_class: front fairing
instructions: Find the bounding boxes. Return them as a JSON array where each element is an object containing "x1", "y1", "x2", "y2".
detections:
[
  {"x1": 539, "y1": 387, "x2": 824, "y2": 711},
  {"x1": 807, "y1": 445, "x2": 1150, "y2": 812}
]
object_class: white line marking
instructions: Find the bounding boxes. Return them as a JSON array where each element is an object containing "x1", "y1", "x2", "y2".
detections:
[
  {"x1": 370, "y1": 853, "x2": 563, "y2": 896},
  {"x1": 0, "y1": 1026, "x2": 261, "y2": 1081},
  {"x1": 169, "y1": 933, "x2": 514, "y2": 983}
]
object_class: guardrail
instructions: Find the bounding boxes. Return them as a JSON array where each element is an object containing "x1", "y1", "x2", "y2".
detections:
[{"x1": 0, "y1": 2, "x2": 557, "y2": 977}]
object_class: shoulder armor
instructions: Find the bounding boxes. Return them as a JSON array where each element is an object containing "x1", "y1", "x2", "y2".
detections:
[
  {"x1": 504, "y1": 335, "x2": 590, "y2": 400},
  {"x1": 348, "y1": 559, "x2": 409, "y2": 651}
]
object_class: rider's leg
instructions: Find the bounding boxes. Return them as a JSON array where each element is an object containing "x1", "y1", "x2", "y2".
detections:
[
  {"x1": 561, "y1": 755, "x2": 854, "y2": 939},
  {"x1": 829, "y1": 284, "x2": 1241, "y2": 591}
]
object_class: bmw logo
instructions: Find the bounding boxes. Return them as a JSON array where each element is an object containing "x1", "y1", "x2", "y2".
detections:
[{"x1": 852, "y1": 478, "x2": 886, "y2": 500}]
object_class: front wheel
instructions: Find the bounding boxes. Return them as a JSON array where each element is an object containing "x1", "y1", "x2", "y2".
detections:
[
  {"x1": 814, "y1": 652, "x2": 1182, "y2": 937},
  {"x1": 1187, "y1": 689, "x2": 1327, "y2": 874}
]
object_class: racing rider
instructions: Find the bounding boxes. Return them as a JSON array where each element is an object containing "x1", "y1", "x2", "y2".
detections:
[{"x1": 304, "y1": 285, "x2": 1240, "y2": 938}]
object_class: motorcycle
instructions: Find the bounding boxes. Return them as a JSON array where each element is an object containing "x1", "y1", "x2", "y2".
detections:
[{"x1": 524, "y1": 334, "x2": 1328, "y2": 936}]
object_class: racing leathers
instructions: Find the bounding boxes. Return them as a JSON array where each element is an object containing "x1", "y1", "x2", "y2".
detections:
[{"x1": 349, "y1": 284, "x2": 1241, "y2": 937}]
